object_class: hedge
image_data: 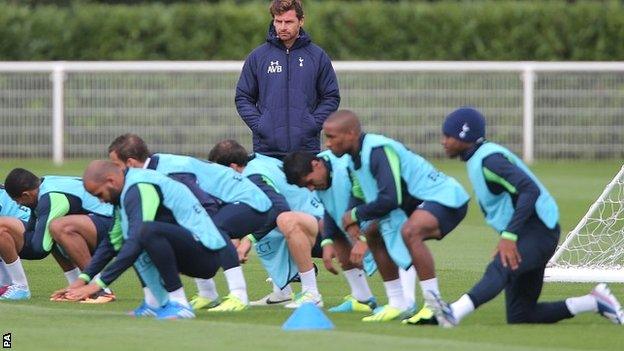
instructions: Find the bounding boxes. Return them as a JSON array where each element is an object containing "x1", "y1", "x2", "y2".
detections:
[{"x1": 1, "y1": 0, "x2": 623, "y2": 60}]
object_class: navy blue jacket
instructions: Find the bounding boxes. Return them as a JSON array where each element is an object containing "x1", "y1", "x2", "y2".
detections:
[{"x1": 235, "y1": 23, "x2": 340, "y2": 159}]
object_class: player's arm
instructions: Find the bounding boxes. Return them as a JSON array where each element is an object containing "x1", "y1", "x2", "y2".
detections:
[
  {"x1": 96, "y1": 184, "x2": 158, "y2": 289},
  {"x1": 320, "y1": 210, "x2": 340, "y2": 274},
  {"x1": 79, "y1": 212, "x2": 122, "y2": 282},
  {"x1": 311, "y1": 51, "x2": 340, "y2": 128},
  {"x1": 351, "y1": 146, "x2": 401, "y2": 222},
  {"x1": 168, "y1": 172, "x2": 221, "y2": 215},
  {"x1": 321, "y1": 210, "x2": 340, "y2": 242},
  {"x1": 248, "y1": 174, "x2": 290, "y2": 213},
  {"x1": 482, "y1": 153, "x2": 541, "y2": 240},
  {"x1": 235, "y1": 53, "x2": 262, "y2": 131}
]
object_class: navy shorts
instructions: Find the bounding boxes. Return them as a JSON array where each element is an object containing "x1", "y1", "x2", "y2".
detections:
[
  {"x1": 417, "y1": 201, "x2": 468, "y2": 238},
  {"x1": 212, "y1": 202, "x2": 272, "y2": 240},
  {"x1": 88, "y1": 213, "x2": 114, "y2": 246}
]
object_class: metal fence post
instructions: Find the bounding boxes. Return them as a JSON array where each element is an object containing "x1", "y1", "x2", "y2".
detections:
[
  {"x1": 522, "y1": 67, "x2": 535, "y2": 164},
  {"x1": 52, "y1": 65, "x2": 65, "y2": 165}
]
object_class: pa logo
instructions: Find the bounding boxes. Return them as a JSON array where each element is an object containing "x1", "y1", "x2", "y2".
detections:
[{"x1": 2, "y1": 333, "x2": 11, "y2": 349}]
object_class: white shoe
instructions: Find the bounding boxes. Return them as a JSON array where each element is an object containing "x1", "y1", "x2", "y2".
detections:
[
  {"x1": 284, "y1": 291, "x2": 323, "y2": 309},
  {"x1": 591, "y1": 283, "x2": 624, "y2": 325},
  {"x1": 250, "y1": 291, "x2": 292, "y2": 306},
  {"x1": 425, "y1": 290, "x2": 457, "y2": 328}
]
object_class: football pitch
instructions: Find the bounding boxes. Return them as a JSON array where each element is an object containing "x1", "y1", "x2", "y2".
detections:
[{"x1": 1, "y1": 159, "x2": 622, "y2": 351}]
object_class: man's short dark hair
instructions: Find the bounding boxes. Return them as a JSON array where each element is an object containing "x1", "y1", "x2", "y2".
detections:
[
  {"x1": 4, "y1": 168, "x2": 39, "y2": 199},
  {"x1": 208, "y1": 140, "x2": 250, "y2": 167},
  {"x1": 282, "y1": 151, "x2": 317, "y2": 185},
  {"x1": 108, "y1": 133, "x2": 150, "y2": 163},
  {"x1": 270, "y1": 0, "x2": 304, "y2": 20}
]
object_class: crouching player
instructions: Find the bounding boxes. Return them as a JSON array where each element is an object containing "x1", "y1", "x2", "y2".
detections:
[
  {"x1": 209, "y1": 140, "x2": 326, "y2": 308},
  {"x1": 1, "y1": 169, "x2": 114, "y2": 301},
  {"x1": 0, "y1": 185, "x2": 31, "y2": 298},
  {"x1": 432, "y1": 107, "x2": 624, "y2": 327},
  {"x1": 284, "y1": 150, "x2": 425, "y2": 320},
  {"x1": 64, "y1": 161, "x2": 243, "y2": 319},
  {"x1": 107, "y1": 133, "x2": 279, "y2": 311},
  {"x1": 322, "y1": 110, "x2": 470, "y2": 323}
]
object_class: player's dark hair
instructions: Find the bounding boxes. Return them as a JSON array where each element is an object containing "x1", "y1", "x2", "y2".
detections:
[
  {"x1": 208, "y1": 140, "x2": 250, "y2": 167},
  {"x1": 4, "y1": 168, "x2": 40, "y2": 199},
  {"x1": 282, "y1": 151, "x2": 317, "y2": 185},
  {"x1": 108, "y1": 133, "x2": 150, "y2": 162},
  {"x1": 270, "y1": 0, "x2": 304, "y2": 20}
]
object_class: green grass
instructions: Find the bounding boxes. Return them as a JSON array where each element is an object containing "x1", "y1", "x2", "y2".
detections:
[{"x1": 1, "y1": 159, "x2": 623, "y2": 351}]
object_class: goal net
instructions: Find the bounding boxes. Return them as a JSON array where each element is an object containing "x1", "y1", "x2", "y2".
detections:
[{"x1": 544, "y1": 165, "x2": 624, "y2": 282}]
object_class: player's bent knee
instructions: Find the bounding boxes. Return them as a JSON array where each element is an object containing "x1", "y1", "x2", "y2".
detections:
[
  {"x1": 0, "y1": 230, "x2": 13, "y2": 245},
  {"x1": 400, "y1": 223, "x2": 419, "y2": 241},
  {"x1": 276, "y1": 212, "x2": 297, "y2": 233},
  {"x1": 48, "y1": 219, "x2": 69, "y2": 240}
]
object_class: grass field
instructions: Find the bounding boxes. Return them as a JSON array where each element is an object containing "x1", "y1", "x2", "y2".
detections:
[{"x1": 1, "y1": 159, "x2": 623, "y2": 351}]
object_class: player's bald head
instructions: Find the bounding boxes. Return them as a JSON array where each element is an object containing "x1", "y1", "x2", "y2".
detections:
[
  {"x1": 324, "y1": 110, "x2": 361, "y2": 134},
  {"x1": 83, "y1": 160, "x2": 122, "y2": 185}
]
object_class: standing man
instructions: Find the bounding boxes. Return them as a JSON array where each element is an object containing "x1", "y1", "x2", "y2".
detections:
[
  {"x1": 235, "y1": 0, "x2": 340, "y2": 160},
  {"x1": 436, "y1": 106, "x2": 624, "y2": 327}
]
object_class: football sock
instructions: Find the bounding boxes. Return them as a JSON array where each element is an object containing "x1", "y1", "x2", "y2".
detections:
[
  {"x1": 195, "y1": 278, "x2": 219, "y2": 300},
  {"x1": 451, "y1": 294, "x2": 475, "y2": 322},
  {"x1": 565, "y1": 295, "x2": 598, "y2": 315},
  {"x1": 0, "y1": 259, "x2": 11, "y2": 286},
  {"x1": 343, "y1": 268, "x2": 373, "y2": 302},
  {"x1": 64, "y1": 268, "x2": 81, "y2": 284},
  {"x1": 420, "y1": 277, "x2": 440, "y2": 298},
  {"x1": 399, "y1": 266, "x2": 417, "y2": 305},
  {"x1": 144, "y1": 287, "x2": 160, "y2": 308},
  {"x1": 384, "y1": 278, "x2": 409, "y2": 310},
  {"x1": 224, "y1": 266, "x2": 248, "y2": 304},
  {"x1": 168, "y1": 287, "x2": 190, "y2": 307},
  {"x1": 299, "y1": 268, "x2": 319, "y2": 295},
  {"x1": 5, "y1": 258, "x2": 28, "y2": 288}
]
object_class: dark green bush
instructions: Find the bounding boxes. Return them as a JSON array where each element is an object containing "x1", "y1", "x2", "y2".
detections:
[{"x1": 0, "y1": 1, "x2": 622, "y2": 60}]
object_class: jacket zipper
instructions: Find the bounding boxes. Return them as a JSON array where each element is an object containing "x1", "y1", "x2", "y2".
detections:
[{"x1": 285, "y1": 47, "x2": 291, "y2": 151}]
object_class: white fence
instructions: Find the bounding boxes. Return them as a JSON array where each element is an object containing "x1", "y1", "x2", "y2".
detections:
[{"x1": 1, "y1": 61, "x2": 623, "y2": 164}]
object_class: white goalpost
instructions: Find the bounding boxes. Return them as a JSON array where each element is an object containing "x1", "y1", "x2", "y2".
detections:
[{"x1": 544, "y1": 165, "x2": 624, "y2": 283}]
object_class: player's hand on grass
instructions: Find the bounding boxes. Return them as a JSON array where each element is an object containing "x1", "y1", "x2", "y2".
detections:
[
  {"x1": 50, "y1": 288, "x2": 68, "y2": 300},
  {"x1": 66, "y1": 283, "x2": 101, "y2": 301},
  {"x1": 322, "y1": 244, "x2": 339, "y2": 275},
  {"x1": 496, "y1": 238, "x2": 521, "y2": 270},
  {"x1": 50, "y1": 279, "x2": 85, "y2": 299},
  {"x1": 237, "y1": 237, "x2": 252, "y2": 264},
  {"x1": 350, "y1": 240, "x2": 367, "y2": 267}
]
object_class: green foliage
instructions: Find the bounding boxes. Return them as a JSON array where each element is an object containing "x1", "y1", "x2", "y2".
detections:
[{"x1": 0, "y1": 1, "x2": 623, "y2": 60}]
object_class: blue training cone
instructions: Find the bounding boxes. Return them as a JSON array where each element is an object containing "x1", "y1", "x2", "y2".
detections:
[{"x1": 282, "y1": 303, "x2": 335, "y2": 331}]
